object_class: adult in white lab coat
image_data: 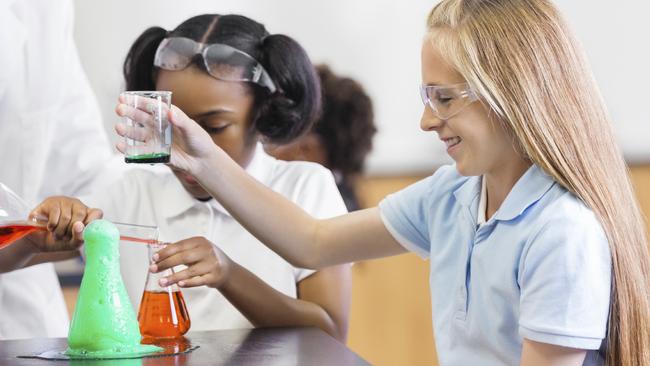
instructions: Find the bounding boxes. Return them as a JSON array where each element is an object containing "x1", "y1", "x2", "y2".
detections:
[{"x1": 0, "y1": 0, "x2": 117, "y2": 338}]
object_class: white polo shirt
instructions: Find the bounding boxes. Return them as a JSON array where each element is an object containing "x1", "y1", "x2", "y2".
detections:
[{"x1": 83, "y1": 144, "x2": 347, "y2": 331}]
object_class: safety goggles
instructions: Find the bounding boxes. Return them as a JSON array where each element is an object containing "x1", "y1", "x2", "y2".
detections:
[
  {"x1": 154, "y1": 37, "x2": 276, "y2": 93},
  {"x1": 419, "y1": 82, "x2": 479, "y2": 120}
]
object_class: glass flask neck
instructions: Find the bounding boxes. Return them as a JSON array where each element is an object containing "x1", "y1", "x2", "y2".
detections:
[{"x1": 145, "y1": 243, "x2": 181, "y2": 292}]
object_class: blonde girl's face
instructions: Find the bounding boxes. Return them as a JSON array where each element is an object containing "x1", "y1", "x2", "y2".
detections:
[{"x1": 420, "y1": 40, "x2": 518, "y2": 176}]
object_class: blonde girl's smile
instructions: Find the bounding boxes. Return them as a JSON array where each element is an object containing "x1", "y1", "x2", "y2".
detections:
[{"x1": 441, "y1": 136, "x2": 462, "y2": 153}]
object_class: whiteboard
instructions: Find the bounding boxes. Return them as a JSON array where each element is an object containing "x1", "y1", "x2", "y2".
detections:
[{"x1": 73, "y1": 0, "x2": 650, "y2": 175}]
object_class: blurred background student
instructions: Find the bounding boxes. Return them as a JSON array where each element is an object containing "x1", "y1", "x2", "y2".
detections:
[{"x1": 266, "y1": 65, "x2": 377, "y2": 212}]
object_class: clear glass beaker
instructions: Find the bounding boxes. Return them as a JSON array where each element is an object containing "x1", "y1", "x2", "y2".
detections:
[
  {"x1": 114, "y1": 222, "x2": 160, "y2": 245},
  {"x1": 138, "y1": 243, "x2": 191, "y2": 339},
  {"x1": 121, "y1": 91, "x2": 172, "y2": 164}
]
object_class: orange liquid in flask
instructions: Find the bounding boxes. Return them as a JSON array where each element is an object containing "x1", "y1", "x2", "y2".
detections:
[{"x1": 138, "y1": 290, "x2": 191, "y2": 339}]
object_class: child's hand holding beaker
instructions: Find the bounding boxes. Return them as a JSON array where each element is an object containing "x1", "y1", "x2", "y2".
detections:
[
  {"x1": 115, "y1": 91, "x2": 173, "y2": 164},
  {"x1": 115, "y1": 98, "x2": 216, "y2": 175},
  {"x1": 149, "y1": 236, "x2": 232, "y2": 289}
]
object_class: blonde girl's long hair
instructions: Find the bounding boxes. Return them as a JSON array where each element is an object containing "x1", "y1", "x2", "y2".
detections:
[{"x1": 426, "y1": 0, "x2": 650, "y2": 364}]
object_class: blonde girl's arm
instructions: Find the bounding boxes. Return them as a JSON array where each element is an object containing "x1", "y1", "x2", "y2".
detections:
[
  {"x1": 116, "y1": 102, "x2": 406, "y2": 269},
  {"x1": 197, "y1": 146, "x2": 405, "y2": 268}
]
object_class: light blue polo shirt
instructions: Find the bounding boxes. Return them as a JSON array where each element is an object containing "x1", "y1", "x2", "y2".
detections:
[{"x1": 379, "y1": 164, "x2": 611, "y2": 366}]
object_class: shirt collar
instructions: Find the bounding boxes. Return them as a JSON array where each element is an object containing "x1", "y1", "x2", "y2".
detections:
[
  {"x1": 477, "y1": 176, "x2": 487, "y2": 225},
  {"x1": 453, "y1": 173, "x2": 481, "y2": 210},
  {"x1": 453, "y1": 164, "x2": 555, "y2": 223},
  {"x1": 160, "y1": 143, "x2": 273, "y2": 219},
  {"x1": 494, "y1": 164, "x2": 555, "y2": 221}
]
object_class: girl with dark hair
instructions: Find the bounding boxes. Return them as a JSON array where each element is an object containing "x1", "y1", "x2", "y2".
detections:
[{"x1": 87, "y1": 14, "x2": 350, "y2": 340}]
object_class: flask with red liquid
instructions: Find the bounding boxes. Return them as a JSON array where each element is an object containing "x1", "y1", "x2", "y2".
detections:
[
  {"x1": 0, "y1": 183, "x2": 45, "y2": 248},
  {"x1": 138, "y1": 242, "x2": 191, "y2": 340},
  {"x1": 0, "y1": 178, "x2": 159, "y2": 248},
  {"x1": 0, "y1": 221, "x2": 44, "y2": 249}
]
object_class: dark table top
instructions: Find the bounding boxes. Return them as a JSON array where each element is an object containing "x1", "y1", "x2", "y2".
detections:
[{"x1": 0, "y1": 327, "x2": 370, "y2": 366}]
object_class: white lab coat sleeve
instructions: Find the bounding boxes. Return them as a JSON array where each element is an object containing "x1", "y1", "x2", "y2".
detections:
[{"x1": 34, "y1": 0, "x2": 114, "y2": 201}]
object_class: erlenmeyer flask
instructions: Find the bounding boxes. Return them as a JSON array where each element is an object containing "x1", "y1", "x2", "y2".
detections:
[
  {"x1": 0, "y1": 183, "x2": 46, "y2": 248},
  {"x1": 138, "y1": 243, "x2": 191, "y2": 339},
  {"x1": 0, "y1": 185, "x2": 160, "y2": 249},
  {"x1": 66, "y1": 219, "x2": 161, "y2": 357}
]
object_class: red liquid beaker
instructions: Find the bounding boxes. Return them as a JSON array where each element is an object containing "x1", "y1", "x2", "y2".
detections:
[
  {"x1": 0, "y1": 183, "x2": 47, "y2": 248},
  {"x1": 0, "y1": 220, "x2": 162, "y2": 249},
  {"x1": 138, "y1": 243, "x2": 191, "y2": 340},
  {"x1": 0, "y1": 222, "x2": 45, "y2": 249}
]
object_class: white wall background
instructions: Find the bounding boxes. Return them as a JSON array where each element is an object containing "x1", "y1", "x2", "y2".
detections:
[{"x1": 73, "y1": 0, "x2": 650, "y2": 175}]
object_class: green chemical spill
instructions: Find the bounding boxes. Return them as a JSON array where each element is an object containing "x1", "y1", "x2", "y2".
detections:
[
  {"x1": 125, "y1": 153, "x2": 170, "y2": 164},
  {"x1": 65, "y1": 220, "x2": 162, "y2": 358}
]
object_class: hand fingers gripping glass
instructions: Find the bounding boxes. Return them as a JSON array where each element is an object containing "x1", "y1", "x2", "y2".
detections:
[
  {"x1": 419, "y1": 83, "x2": 479, "y2": 120},
  {"x1": 154, "y1": 37, "x2": 276, "y2": 93},
  {"x1": 121, "y1": 91, "x2": 173, "y2": 164}
]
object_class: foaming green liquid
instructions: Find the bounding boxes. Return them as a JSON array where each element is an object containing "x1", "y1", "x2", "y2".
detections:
[{"x1": 65, "y1": 220, "x2": 161, "y2": 358}]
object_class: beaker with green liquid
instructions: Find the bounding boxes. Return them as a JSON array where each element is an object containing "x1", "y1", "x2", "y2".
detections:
[{"x1": 121, "y1": 91, "x2": 172, "y2": 164}]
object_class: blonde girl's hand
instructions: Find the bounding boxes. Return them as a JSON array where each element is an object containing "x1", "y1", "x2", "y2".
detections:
[
  {"x1": 114, "y1": 96, "x2": 217, "y2": 175},
  {"x1": 149, "y1": 237, "x2": 232, "y2": 289}
]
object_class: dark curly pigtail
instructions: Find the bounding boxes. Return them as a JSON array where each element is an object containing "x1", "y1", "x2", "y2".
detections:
[
  {"x1": 123, "y1": 26, "x2": 167, "y2": 91},
  {"x1": 254, "y1": 34, "x2": 321, "y2": 144}
]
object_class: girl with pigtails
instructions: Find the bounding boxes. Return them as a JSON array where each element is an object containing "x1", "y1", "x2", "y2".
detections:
[{"x1": 87, "y1": 14, "x2": 351, "y2": 340}]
